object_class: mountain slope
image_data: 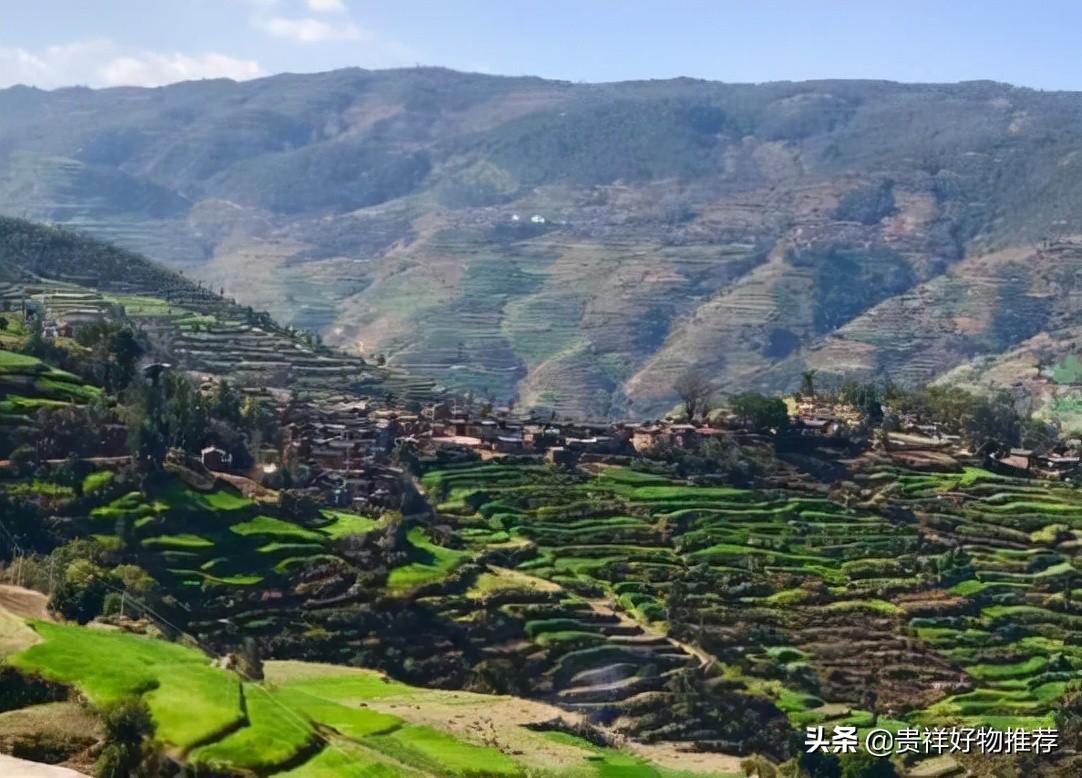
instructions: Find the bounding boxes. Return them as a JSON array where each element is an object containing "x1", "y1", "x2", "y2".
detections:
[
  {"x1": 0, "y1": 216, "x2": 434, "y2": 401},
  {"x1": 5, "y1": 70, "x2": 1082, "y2": 414}
]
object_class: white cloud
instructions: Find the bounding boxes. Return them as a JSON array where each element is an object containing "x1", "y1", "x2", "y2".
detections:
[
  {"x1": 257, "y1": 16, "x2": 362, "y2": 43},
  {"x1": 307, "y1": 0, "x2": 347, "y2": 13},
  {"x1": 0, "y1": 40, "x2": 264, "y2": 89},
  {"x1": 99, "y1": 53, "x2": 264, "y2": 87}
]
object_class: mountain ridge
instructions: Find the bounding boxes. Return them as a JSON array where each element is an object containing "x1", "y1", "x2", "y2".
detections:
[{"x1": 3, "y1": 67, "x2": 1082, "y2": 418}]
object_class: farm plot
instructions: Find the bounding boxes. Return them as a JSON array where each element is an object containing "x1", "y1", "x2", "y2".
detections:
[
  {"x1": 423, "y1": 460, "x2": 1082, "y2": 731},
  {"x1": 2, "y1": 616, "x2": 731, "y2": 776},
  {"x1": 79, "y1": 476, "x2": 391, "y2": 645},
  {"x1": 0, "y1": 348, "x2": 102, "y2": 450}
]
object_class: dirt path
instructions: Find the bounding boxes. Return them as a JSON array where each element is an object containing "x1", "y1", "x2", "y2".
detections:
[
  {"x1": 582, "y1": 600, "x2": 742, "y2": 774},
  {"x1": 366, "y1": 686, "x2": 744, "y2": 776},
  {"x1": 0, "y1": 584, "x2": 51, "y2": 621},
  {"x1": 586, "y1": 598, "x2": 714, "y2": 670},
  {"x1": 0, "y1": 754, "x2": 89, "y2": 777}
]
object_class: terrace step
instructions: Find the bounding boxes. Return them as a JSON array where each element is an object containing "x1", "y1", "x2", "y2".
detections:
[
  {"x1": 593, "y1": 623, "x2": 643, "y2": 637},
  {"x1": 606, "y1": 634, "x2": 672, "y2": 647},
  {"x1": 556, "y1": 674, "x2": 666, "y2": 704},
  {"x1": 568, "y1": 663, "x2": 641, "y2": 688}
]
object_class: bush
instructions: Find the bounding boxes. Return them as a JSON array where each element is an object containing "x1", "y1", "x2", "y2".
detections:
[
  {"x1": 838, "y1": 752, "x2": 897, "y2": 778},
  {"x1": 0, "y1": 667, "x2": 67, "y2": 713},
  {"x1": 96, "y1": 698, "x2": 163, "y2": 778},
  {"x1": 8, "y1": 445, "x2": 40, "y2": 478}
]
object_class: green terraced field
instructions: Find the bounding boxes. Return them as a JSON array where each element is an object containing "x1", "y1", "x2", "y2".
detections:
[
  {"x1": 10, "y1": 621, "x2": 244, "y2": 749},
  {"x1": 0, "y1": 349, "x2": 102, "y2": 410},
  {"x1": 2, "y1": 618, "x2": 734, "y2": 777},
  {"x1": 421, "y1": 460, "x2": 1082, "y2": 733},
  {"x1": 11, "y1": 410, "x2": 1082, "y2": 769},
  {"x1": 386, "y1": 527, "x2": 472, "y2": 591}
]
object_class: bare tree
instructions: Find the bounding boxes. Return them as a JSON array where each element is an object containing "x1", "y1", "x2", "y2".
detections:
[{"x1": 673, "y1": 367, "x2": 714, "y2": 421}]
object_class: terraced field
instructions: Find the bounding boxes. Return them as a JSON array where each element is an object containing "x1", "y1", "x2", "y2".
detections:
[
  {"x1": 421, "y1": 460, "x2": 1082, "y2": 735},
  {"x1": 35, "y1": 464, "x2": 783, "y2": 758},
  {"x1": 0, "y1": 332, "x2": 104, "y2": 455},
  {"x1": 1, "y1": 614, "x2": 736, "y2": 777},
  {"x1": 0, "y1": 217, "x2": 437, "y2": 404},
  {"x1": 12, "y1": 445, "x2": 1082, "y2": 771},
  {"x1": 76, "y1": 477, "x2": 397, "y2": 642}
]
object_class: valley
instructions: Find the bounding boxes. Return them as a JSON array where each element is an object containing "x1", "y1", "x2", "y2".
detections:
[
  {"x1": 1, "y1": 219, "x2": 1082, "y2": 775},
  {"x1": 4, "y1": 70, "x2": 1082, "y2": 774}
]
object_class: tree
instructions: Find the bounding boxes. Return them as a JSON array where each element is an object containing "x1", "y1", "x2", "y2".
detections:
[
  {"x1": 0, "y1": 315, "x2": 7, "y2": 331},
  {"x1": 673, "y1": 367, "x2": 714, "y2": 421},
  {"x1": 126, "y1": 412, "x2": 165, "y2": 475},
  {"x1": 212, "y1": 380, "x2": 242, "y2": 425},
  {"x1": 798, "y1": 750, "x2": 841, "y2": 778},
  {"x1": 108, "y1": 329, "x2": 142, "y2": 390},
  {"x1": 840, "y1": 381, "x2": 884, "y2": 425},
  {"x1": 75, "y1": 321, "x2": 143, "y2": 391},
  {"x1": 731, "y1": 393, "x2": 790, "y2": 432},
  {"x1": 800, "y1": 369, "x2": 818, "y2": 398},
  {"x1": 36, "y1": 405, "x2": 99, "y2": 459},
  {"x1": 51, "y1": 559, "x2": 109, "y2": 623},
  {"x1": 95, "y1": 698, "x2": 163, "y2": 778},
  {"x1": 162, "y1": 372, "x2": 209, "y2": 452},
  {"x1": 1057, "y1": 682, "x2": 1082, "y2": 749},
  {"x1": 1021, "y1": 418, "x2": 1058, "y2": 454},
  {"x1": 965, "y1": 391, "x2": 1021, "y2": 449}
]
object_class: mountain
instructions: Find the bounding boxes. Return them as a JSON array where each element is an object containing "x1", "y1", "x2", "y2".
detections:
[{"x1": 6, "y1": 69, "x2": 1082, "y2": 418}]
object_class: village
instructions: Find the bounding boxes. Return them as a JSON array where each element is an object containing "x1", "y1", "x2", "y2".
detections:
[
  {"x1": 7, "y1": 270, "x2": 1082, "y2": 517},
  {"x1": 192, "y1": 384, "x2": 1082, "y2": 516}
]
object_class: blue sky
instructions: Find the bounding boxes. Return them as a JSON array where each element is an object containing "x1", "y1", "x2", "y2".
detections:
[{"x1": 0, "y1": 1, "x2": 1080, "y2": 90}]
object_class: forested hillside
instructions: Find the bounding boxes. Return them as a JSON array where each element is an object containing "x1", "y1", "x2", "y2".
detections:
[{"x1": 6, "y1": 70, "x2": 1082, "y2": 416}]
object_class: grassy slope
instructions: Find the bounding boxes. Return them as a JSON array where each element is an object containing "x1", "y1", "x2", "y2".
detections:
[
  {"x1": 3, "y1": 618, "x2": 734, "y2": 777},
  {"x1": 10, "y1": 621, "x2": 243, "y2": 750}
]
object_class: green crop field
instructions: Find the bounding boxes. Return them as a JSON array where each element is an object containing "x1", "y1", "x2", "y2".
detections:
[
  {"x1": 0, "y1": 349, "x2": 102, "y2": 411},
  {"x1": 420, "y1": 459, "x2": 1082, "y2": 735},
  {"x1": 10, "y1": 621, "x2": 243, "y2": 749},
  {"x1": 386, "y1": 527, "x2": 472, "y2": 591},
  {"x1": 2, "y1": 615, "x2": 732, "y2": 776}
]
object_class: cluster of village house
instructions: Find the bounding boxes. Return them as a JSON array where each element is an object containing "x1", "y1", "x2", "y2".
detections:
[
  {"x1": 196, "y1": 394, "x2": 758, "y2": 511},
  {"x1": 878, "y1": 415, "x2": 1081, "y2": 480},
  {"x1": 5, "y1": 300, "x2": 103, "y2": 340},
  {"x1": 191, "y1": 394, "x2": 913, "y2": 512},
  {"x1": 793, "y1": 399, "x2": 1082, "y2": 479},
  {"x1": 16, "y1": 289, "x2": 1082, "y2": 502},
  {"x1": 16, "y1": 283, "x2": 1082, "y2": 490},
  {"x1": 194, "y1": 393, "x2": 1082, "y2": 513}
]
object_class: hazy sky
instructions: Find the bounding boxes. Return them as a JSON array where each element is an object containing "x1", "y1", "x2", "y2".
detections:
[{"x1": 1, "y1": 1, "x2": 1080, "y2": 90}]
